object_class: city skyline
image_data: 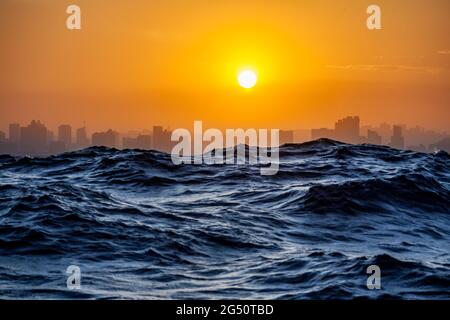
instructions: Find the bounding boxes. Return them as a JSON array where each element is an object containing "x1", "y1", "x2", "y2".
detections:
[{"x1": 1, "y1": 116, "x2": 449, "y2": 156}]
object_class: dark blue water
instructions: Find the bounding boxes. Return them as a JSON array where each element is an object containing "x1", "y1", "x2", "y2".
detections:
[{"x1": 0, "y1": 139, "x2": 449, "y2": 299}]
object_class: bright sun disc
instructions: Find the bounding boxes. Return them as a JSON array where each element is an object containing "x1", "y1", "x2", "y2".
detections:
[{"x1": 238, "y1": 70, "x2": 257, "y2": 89}]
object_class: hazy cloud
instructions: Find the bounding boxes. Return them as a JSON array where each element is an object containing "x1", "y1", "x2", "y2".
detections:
[{"x1": 325, "y1": 64, "x2": 443, "y2": 75}]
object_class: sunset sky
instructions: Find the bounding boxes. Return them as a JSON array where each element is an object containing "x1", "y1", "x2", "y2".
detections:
[{"x1": 0, "y1": 0, "x2": 449, "y2": 134}]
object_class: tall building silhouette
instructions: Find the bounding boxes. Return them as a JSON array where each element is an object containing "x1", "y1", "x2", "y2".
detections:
[
  {"x1": 367, "y1": 130, "x2": 382, "y2": 145},
  {"x1": 122, "y1": 134, "x2": 152, "y2": 150},
  {"x1": 20, "y1": 120, "x2": 48, "y2": 155},
  {"x1": 58, "y1": 125, "x2": 72, "y2": 149},
  {"x1": 9, "y1": 123, "x2": 20, "y2": 143},
  {"x1": 49, "y1": 140, "x2": 66, "y2": 154},
  {"x1": 47, "y1": 130, "x2": 55, "y2": 143},
  {"x1": 122, "y1": 137, "x2": 138, "y2": 149},
  {"x1": 0, "y1": 131, "x2": 15, "y2": 155},
  {"x1": 430, "y1": 138, "x2": 450, "y2": 153},
  {"x1": 92, "y1": 129, "x2": 118, "y2": 148},
  {"x1": 1, "y1": 118, "x2": 447, "y2": 156},
  {"x1": 76, "y1": 127, "x2": 89, "y2": 148},
  {"x1": 136, "y1": 134, "x2": 152, "y2": 149},
  {"x1": 335, "y1": 116, "x2": 361, "y2": 144},
  {"x1": 390, "y1": 125, "x2": 405, "y2": 150},
  {"x1": 280, "y1": 130, "x2": 294, "y2": 145},
  {"x1": 311, "y1": 128, "x2": 334, "y2": 140},
  {"x1": 153, "y1": 126, "x2": 172, "y2": 152},
  {"x1": 311, "y1": 116, "x2": 363, "y2": 144}
]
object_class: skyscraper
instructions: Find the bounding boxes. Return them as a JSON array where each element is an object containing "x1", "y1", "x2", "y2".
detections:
[
  {"x1": 122, "y1": 137, "x2": 138, "y2": 149},
  {"x1": 20, "y1": 120, "x2": 48, "y2": 155},
  {"x1": 390, "y1": 125, "x2": 405, "y2": 150},
  {"x1": 153, "y1": 126, "x2": 172, "y2": 152},
  {"x1": 367, "y1": 130, "x2": 382, "y2": 145},
  {"x1": 0, "y1": 131, "x2": 15, "y2": 155},
  {"x1": 311, "y1": 128, "x2": 335, "y2": 140},
  {"x1": 136, "y1": 134, "x2": 152, "y2": 150},
  {"x1": 58, "y1": 125, "x2": 72, "y2": 149},
  {"x1": 76, "y1": 127, "x2": 89, "y2": 148},
  {"x1": 47, "y1": 130, "x2": 55, "y2": 143},
  {"x1": 311, "y1": 116, "x2": 363, "y2": 144},
  {"x1": 92, "y1": 129, "x2": 118, "y2": 148},
  {"x1": 335, "y1": 116, "x2": 361, "y2": 144},
  {"x1": 9, "y1": 123, "x2": 20, "y2": 143}
]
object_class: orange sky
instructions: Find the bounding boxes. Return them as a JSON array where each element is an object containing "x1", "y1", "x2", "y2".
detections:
[{"x1": 0, "y1": 0, "x2": 449, "y2": 133}]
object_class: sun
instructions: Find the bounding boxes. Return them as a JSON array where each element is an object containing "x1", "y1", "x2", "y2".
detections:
[{"x1": 238, "y1": 70, "x2": 258, "y2": 89}]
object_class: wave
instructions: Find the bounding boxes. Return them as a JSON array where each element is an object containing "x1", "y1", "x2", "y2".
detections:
[{"x1": 0, "y1": 139, "x2": 449, "y2": 299}]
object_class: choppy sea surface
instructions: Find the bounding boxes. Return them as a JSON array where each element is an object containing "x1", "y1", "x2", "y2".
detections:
[{"x1": 0, "y1": 139, "x2": 449, "y2": 299}]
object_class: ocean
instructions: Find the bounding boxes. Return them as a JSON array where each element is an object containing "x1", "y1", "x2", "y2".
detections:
[{"x1": 0, "y1": 139, "x2": 449, "y2": 299}]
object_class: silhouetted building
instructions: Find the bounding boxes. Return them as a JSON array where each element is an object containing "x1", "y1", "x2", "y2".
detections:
[
  {"x1": 311, "y1": 116, "x2": 363, "y2": 144},
  {"x1": 294, "y1": 129, "x2": 311, "y2": 143},
  {"x1": 49, "y1": 141, "x2": 66, "y2": 154},
  {"x1": 2, "y1": 124, "x2": 20, "y2": 154},
  {"x1": 311, "y1": 128, "x2": 335, "y2": 140},
  {"x1": 430, "y1": 138, "x2": 450, "y2": 153},
  {"x1": 123, "y1": 134, "x2": 152, "y2": 150},
  {"x1": 20, "y1": 120, "x2": 48, "y2": 155},
  {"x1": 9, "y1": 123, "x2": 20, "y2": 143},
  {"x1": 367, "y1": 130, "x2": 382, "y2": 145},
  {"x1": 122, "y1": 137, "x2": 138, "y2": 149},
  {"x1": 280, "y1": 130, "x2": 294, "y2": 145},
  {"x1": 58, "y1": 125, "x2": 72, "y2": 149},
  {"x1": 137, "y1": 135, "x2": 152, "y2": 149},
  {"x1": 153, "y1": 126, "x2": 172, "y2": 152},
  {"x1": 47, "y1": 130, "x2": 55, "y2": 143},
  {"x1": 76, "y1": 127, "x2": 89, "y2": 148},
  {"x1": 390, "y1": 125, "x2": 405, "y2": 150},
  {"x1": 404, "y1": 126, "x2": 447, "y2": 150},
  {"x1": 1, "y1": 119, "x2": 446, "y2": 156},
  {"x1": 92, "y1": 129, "x2": 118, "y2": 148},
  {"x1": 0, "y1": 130, "x2": 15, "y2": 155},
  {"x1": 335, "y1": 116, "x2": 361, "y2": 144}
]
